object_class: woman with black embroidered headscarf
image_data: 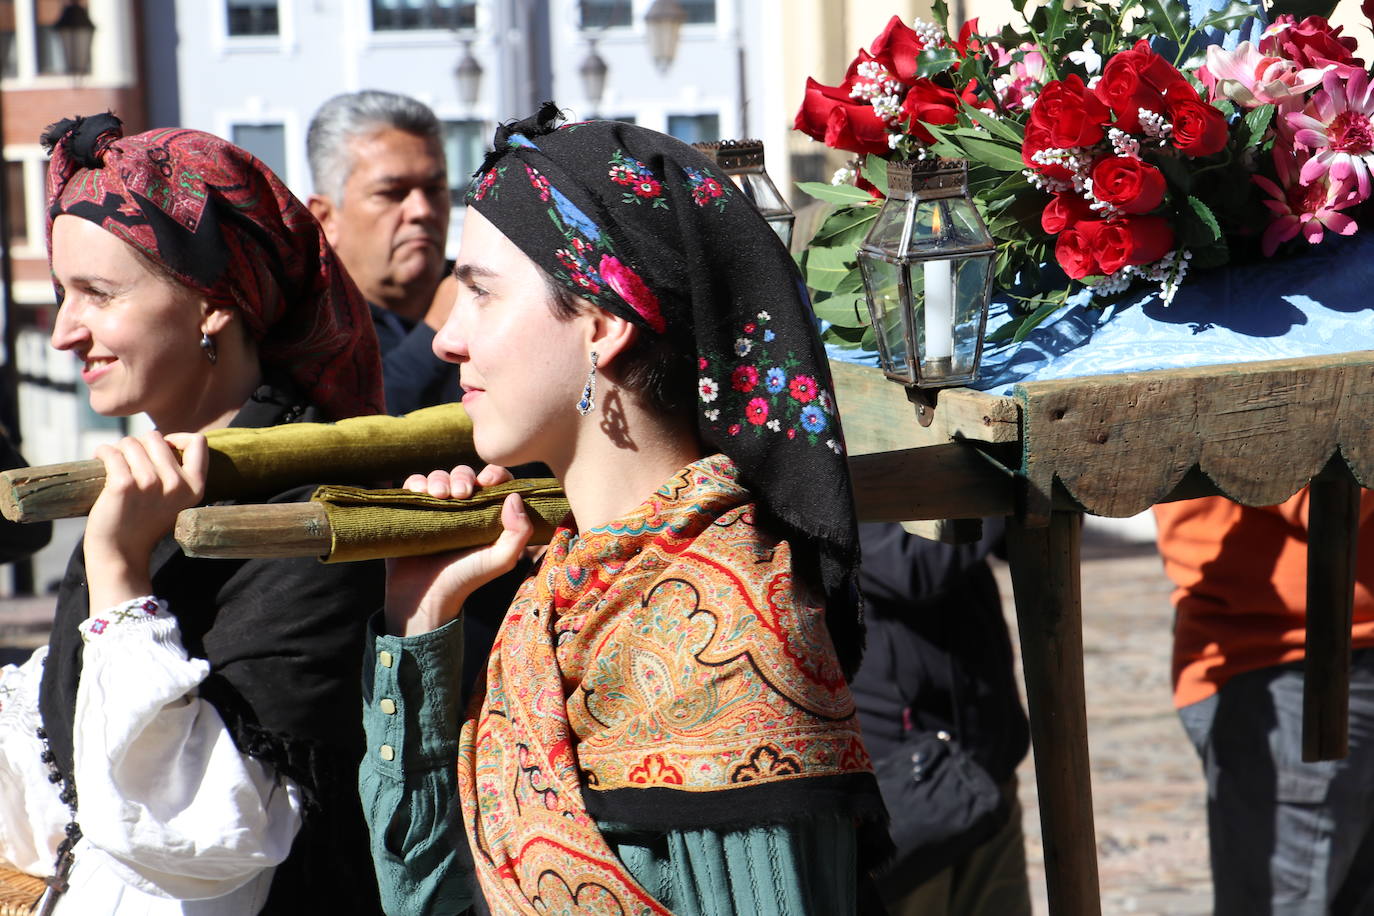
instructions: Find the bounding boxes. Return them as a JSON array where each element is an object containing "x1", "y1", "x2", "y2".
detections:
[
  {"x1": 361, "y1": 104, "x2": 887, "y2": 914},
  {"x1": 0, "y1": 114, "x2": 386, "y2": 913}
]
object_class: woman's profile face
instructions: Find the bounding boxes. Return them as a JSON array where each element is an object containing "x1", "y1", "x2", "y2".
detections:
[
  {"x1": 49, "y1": 214, "x2": 213, "y2": 429},
  {"x1": 434, "y1": 209, "x2": 592, "y2": 470}
]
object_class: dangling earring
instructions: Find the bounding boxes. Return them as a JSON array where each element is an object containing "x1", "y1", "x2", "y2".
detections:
[
  {"x1": 200, "y1": 331, "x2": 218, "y2": 365},
  {"x1": 576, "y1": 351, "x2": 598, "y2": 416}
]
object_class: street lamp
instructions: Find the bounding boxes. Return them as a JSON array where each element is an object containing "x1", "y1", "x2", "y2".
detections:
[
  {"x1": 579, "y1": 39, "x2": 608, "y2": 114},
  {"x1": 453, "y1": 40, "x2": 483, "y2": 107},
  {"x1": 53, "y1": 0, "x2": 95, "y2": 76},
  {"x1": 857, "y1": 158, "x2": 995, "y2": 389},
  {"x1": 644, "y1": 0, "x2": 686, "y2": 72}
]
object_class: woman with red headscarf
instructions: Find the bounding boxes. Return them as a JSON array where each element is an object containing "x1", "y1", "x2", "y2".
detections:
[{"x1": 0, "y1": 114, "x2": 386, "y2": 914}]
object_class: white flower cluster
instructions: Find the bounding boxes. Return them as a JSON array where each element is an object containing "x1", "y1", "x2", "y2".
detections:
[
  {"x1": 1024, "y1": 167, "x2": 1071, "y2": 193},
  {"x1": 1088, "y1": 268, "x2": 1135, "y2": 296},
  {"x1": 831, "y1": 166, "x2": 857, "y2": 186},
  {"x1": 1138, "y1": 109, "x2": 1173, "y2": 140},
  {"x1": 911, "y1": 17, "x2": 946, "y2": 46},
  {"x1": 1108, "y1": 128, "x2": 1140, "y2": 159},
  {"x1": 1143, "y1": 248, "x2": 1193, "y2": 305},
  {"x1": 1081, "y1": 178, "x2": 1122, "y2": 218},
  {"x1": 850, "y1": 60, "x2": 905, "y2": 127},
  {"x1": 1030, "y1": 146, "x2": 1093, "y2": 193}
]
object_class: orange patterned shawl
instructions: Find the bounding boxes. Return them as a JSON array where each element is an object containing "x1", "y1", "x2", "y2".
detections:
[{"x1": 456, "y1": 454, "x2": 881, "y2": 914}]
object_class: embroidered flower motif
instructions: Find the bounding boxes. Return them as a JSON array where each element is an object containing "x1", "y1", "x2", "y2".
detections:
[
  {"x1": 746, "y1": 398, "x2": 769, "y2": 425},
  {"x1": 734, "y1": 338, "x2": 752, "y2": 357},
  {"x1": 764, "y1": 330, "x2": 776, "y2": 342},
  {"x1": 699, "y1": 357, "x2": 709, "y2": 370},
  {"x1": 525, "y1": 165, "x2": 552, "y2": 202},
  {"x1": 787, "y1": 428, "x2": 797, "y2": 439},
  {"x1": 765, "y1": 367, "x2": 787, "y2": 393},
  {"x1": 826, "y1": 438, "x2": 845, "y2": 454},
  {"x1": 728, "y1": 423, "x2": 742, "y2": 436},
  {"x1": 704, "y1": 408, "x2": 720, "y2": 421},
  {"x1": 819, "y1": 391, "x2": 833, "y2": 413},
  {"x1": 731, "y1": 365, "x2": 759, "y2": 392},
  {"x1": 800, "y1": 404, "x2": 828, "y2": 434},
  {"x1": 632, "y1": 176, "x2": 663, "y2": 198},
  {"x1": 743, "y1": 322, "x2": 757, "y2": 334},
  {"x1": 90, "y1": 619, "x2": 107, "y2": 634},
  {"x1": 608, "y1": 163, "x2": 639, "y2": 185},
  {"x1": 788, "y1": 375, "x2": 818, "y2": 404},
  {"x1": 699, "y1": 378, "x2": 720, "y2": 403},
  {"x1": 598, "y1": 254, "x2": 666, "y2": 333},
  {"x1": 684, "y1": 166, "x2": 729, "y2": 211},
  {"x1": 766, "y1": 419, "x2": 782, "y2": 432},
  {"x1": 757, "y1": 311, "x2": 771, "y2": 321},
  {"x1": 609, "y1": 151, "x2": 669, "y2": 209},
  {"x1": 471, "y1": 165, "x2": 504, "y2": 201}
]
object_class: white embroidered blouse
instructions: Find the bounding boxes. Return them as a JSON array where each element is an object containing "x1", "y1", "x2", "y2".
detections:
[{"x1": 0, "y1": 597, "x2": 302, "y2": 914}]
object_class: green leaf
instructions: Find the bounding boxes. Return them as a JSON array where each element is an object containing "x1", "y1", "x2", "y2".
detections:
[
  {"x1": 795, "y1": 182, "x2": 874, "y2": 205},
  {"x1": 916, "y1": 48, "x2": 961, "y2": 78},
  {"x1": 1194, "y1": 0, "x2": 1263, "y2": 34},
  {"x1": 1262, "y1": 0, "x2": 1337, "y2": 21},
  {"x1": 958, "y1": 103, "x2": 1024, "y2": 143},
  {"x1": 1139, "y1": 0, "x2": 1190, "y2": 48},
  {"x1": 1155, "y1": 154, "x2": 1195, "y2": 195},
  {"x1": 809, "y1": 206, "x2": 879, "y2": 248},
  {"x1": 862, "y1": 154, "x2": 890, "y2": 197},
  {"x1": 812, "y1": 292, "x2": 870, "y2": 327},
  {"x1": 1186, "y1": 196, "x2": 1222, "y2": 242},
  {"x1": 957, "y1": 135, "x2": 1026, "y2": 172},
  {"x1": 931, "y1": 0, "x2": 951, "y2": 31},
  {"x1": 802, "y1": 245, "x2": 858, "y2": 292},
  {"x1": 860, "y1": 325, "x2": 878, "y2": 351},
  {"x1": 1014, "y1": 298, "x2": 1068, "y2": 342},
  {"x1": 1244, "y1": 104, "x2": 1275, "y2": 148},
  {"x1": 1038, "y1": 0, "x2": 1076, "y2": 50},
  {"x1": 835, "y1": 267, "x2": 866, "y2": 296}
]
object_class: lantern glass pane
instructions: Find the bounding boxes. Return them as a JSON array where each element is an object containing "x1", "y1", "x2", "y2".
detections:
[
  {"x1": 857, "y1": 253, "x2": 911, "y2": 380},
  {"x1": 864, "y1": 196, "x2": 916, "y2": 257},
  {"x1": 921, "y1": 252, "x2": 992, "y2": 383}
]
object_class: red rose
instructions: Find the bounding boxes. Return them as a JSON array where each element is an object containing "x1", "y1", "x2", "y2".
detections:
[
  {"x1": 1166, "y1": 86, "x2": 1229, "y2": 156},
  {"x1": 901, "y1": 78, "x2": 961, "y2": 144},
  {"x1": 1054, "y1": 220, "x2": 1107, "y2": 279},
  {"x1": 1090, "y1": 156, "x2": 1166, "y2": 214},
  {"x1": 1096, "y1": 216, "x2": 1175, "y2": 274},
  {"x1": 1094, "y1": 40, "x2": 1188, "y2": 133},
  {"x1": 1260, "y1": 15, "x2": 1363, "y2": 77},
  {"x1": 1029, "y1": 74, "x2": 1110, "y2": 149},
  {"x1": 868, "y1": 15, "x2": 926, "y2": 83},
  {"x1": 1041, "y1": 192, "x2": 1096, "y2": 234},
  {"x1": 795, "y1": 77, "x2": 892, "y2": 157},
  {"x1": 1022, "y1": 121, "x2": 1073, "y2": 180}
]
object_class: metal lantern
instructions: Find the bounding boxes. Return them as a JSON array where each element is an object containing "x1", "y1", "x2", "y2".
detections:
[
  {"x1": 692, "y1": 140, "x2": 795, "y2": 248},
  {"x1": 857, "y1": 158, "x2": 995, "y2": 389},
  {"x1": 579, "y1": 40, "x2": 608, "y2": 112},
  {"x1": 53, "y1": 0, "x2": 96, "y2": 76},
  {"x1": 453, "y1": 41, "x2": 483, "y2": 108},
  {"x1": 644, "y1": 0, "x2": 686, "y2": 72}
]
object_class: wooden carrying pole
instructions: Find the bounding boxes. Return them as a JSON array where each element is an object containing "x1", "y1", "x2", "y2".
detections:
[{"x1": 0, "y1": 404, "x2": 474, "y2": 523}]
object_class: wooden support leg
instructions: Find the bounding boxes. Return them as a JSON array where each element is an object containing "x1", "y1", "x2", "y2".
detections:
[
  {"x1": 1005, "y1": 511, "x2": 1101, "y2": 916},
  {"x1": 1303, "y1": 457, "x2": 1361, "y2": 762}
]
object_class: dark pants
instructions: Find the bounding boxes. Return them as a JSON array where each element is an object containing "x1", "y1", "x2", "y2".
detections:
[{"x1": 1178, "y1": 649, "x2": 1374, "y2": 915}]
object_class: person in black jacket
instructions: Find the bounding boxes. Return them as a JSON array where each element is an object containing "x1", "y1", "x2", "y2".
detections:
[{"x1": 853, "y1": 520, "x2": 1033, "y2": 916}]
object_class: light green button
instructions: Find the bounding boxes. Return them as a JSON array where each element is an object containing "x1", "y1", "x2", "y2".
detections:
[
  {"x1": 379, "y1": 744, "x2": 395, "y2": 761},
  {"x1": 379, "y1": 650, "x2": 394, "y2": 668},
  {"x1": 379, "y1": 698, "x2": 397, "y2": 715}
]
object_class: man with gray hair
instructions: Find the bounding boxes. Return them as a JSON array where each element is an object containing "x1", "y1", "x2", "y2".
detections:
[{"x1": 308, "y1": 90, "x2": 458, "y2": 414}]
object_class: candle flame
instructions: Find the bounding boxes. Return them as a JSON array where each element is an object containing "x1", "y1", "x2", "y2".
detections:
[{"x1": 931, "y1": 206, "x2": 943, "y2": 234}]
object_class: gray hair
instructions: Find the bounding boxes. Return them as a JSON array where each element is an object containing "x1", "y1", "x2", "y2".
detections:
[{"x1": 306, "y1": 90, "x2": 444, "y2": 202}]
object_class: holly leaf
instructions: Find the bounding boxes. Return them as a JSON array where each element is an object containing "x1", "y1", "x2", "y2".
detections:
[
  {"x1": 916, "y1": 48, "x2": 961, "y2": 78},
  {"x1": 812, "y1": 293, "x2": 870, "y2": 328},
  {"x1": 862, "y1": 154, "x2": 890, "y2": 196},
  {"x1": 1244, "y1": 104, "x2": 1276, "y2": 148},
  {"x1": 1139, "y1": 0, "x2": 1191, "y2": 49},
  {"x1": 1194, "y1": 0, "x2": 1264, "y2": 33},
  {"x1": 795, "y1": 182, "x2": 874, "y2": 205},
  {"x1": 802, "y1": 245, "x2": 858, "y2": 292},
  {"x1": 931, "y1": 0, "x2": 951, "y2": 31},
  {"x1": 1186, "y1": 195, "x2": 1222, "y2": 242}
]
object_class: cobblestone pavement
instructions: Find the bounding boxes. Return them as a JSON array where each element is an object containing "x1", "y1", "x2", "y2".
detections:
[
  {"x1": 1, "y1": 529, "x2": 1213, "y2": 914},
  {"x1": 994, "y1": 535, "x2": 1214, "y2": 915}
]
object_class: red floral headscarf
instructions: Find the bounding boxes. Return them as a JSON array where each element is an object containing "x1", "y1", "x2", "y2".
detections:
[{"x1": 43, "y1": 113, "x2": 383, "y2": 420}]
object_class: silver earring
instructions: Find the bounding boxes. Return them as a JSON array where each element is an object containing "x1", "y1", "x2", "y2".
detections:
[
  {"x1": 576, "y1": 351, "x2": 598, "y2": 416},
  {"x1": 200, "y1": 331, "x2": 218, "y2": 365}
]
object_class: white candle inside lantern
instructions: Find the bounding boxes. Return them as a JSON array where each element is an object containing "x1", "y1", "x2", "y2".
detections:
[{"x1": 923, "y1": 206, "x2": 954, "y2": 361}]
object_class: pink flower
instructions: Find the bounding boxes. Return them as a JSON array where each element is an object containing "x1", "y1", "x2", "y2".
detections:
[
  {"x1": 990, "y1": 42, "x2": 1047, "y2": 111},
  {"x1": 1260, "y1": 15, "x2": 1364, "y2": 79},
  {"x1": 1288, "y1": 70, "x2": 1374, "y2": 198},
  {"x1": 1198, "y1": 41, "x2": 1329, "y2": 112},
  {"x1": 597, "y1": 254, "x2": 666, "y2": 333},
  {"x1": 731, "y1": 365, "x2": 759, "y2": 392},
  {"x1": 1254, "y1": 144, "x2": 1360, "y2": 255},
  {"x1": 746, "y1": 398, "x2": 769, "y2": 425}
]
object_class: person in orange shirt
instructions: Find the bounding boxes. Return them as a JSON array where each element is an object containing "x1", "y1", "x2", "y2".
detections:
[{"x1": 1154, "y1": 489, "x2": 1374, "y2": 915}]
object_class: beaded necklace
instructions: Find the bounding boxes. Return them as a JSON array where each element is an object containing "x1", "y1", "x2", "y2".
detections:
[{"x1": 33, "y1": 726, "x2": 80, "y2": 914}]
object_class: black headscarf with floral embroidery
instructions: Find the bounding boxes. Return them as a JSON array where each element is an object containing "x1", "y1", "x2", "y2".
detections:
[{"x1": 468, "y1": 103, "x2": 862, "y2": 675}]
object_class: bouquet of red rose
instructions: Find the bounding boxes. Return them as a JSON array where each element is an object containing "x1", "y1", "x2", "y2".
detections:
[{"x1": 794, "y1": 0, "x2": 1374, "y2": 346}]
